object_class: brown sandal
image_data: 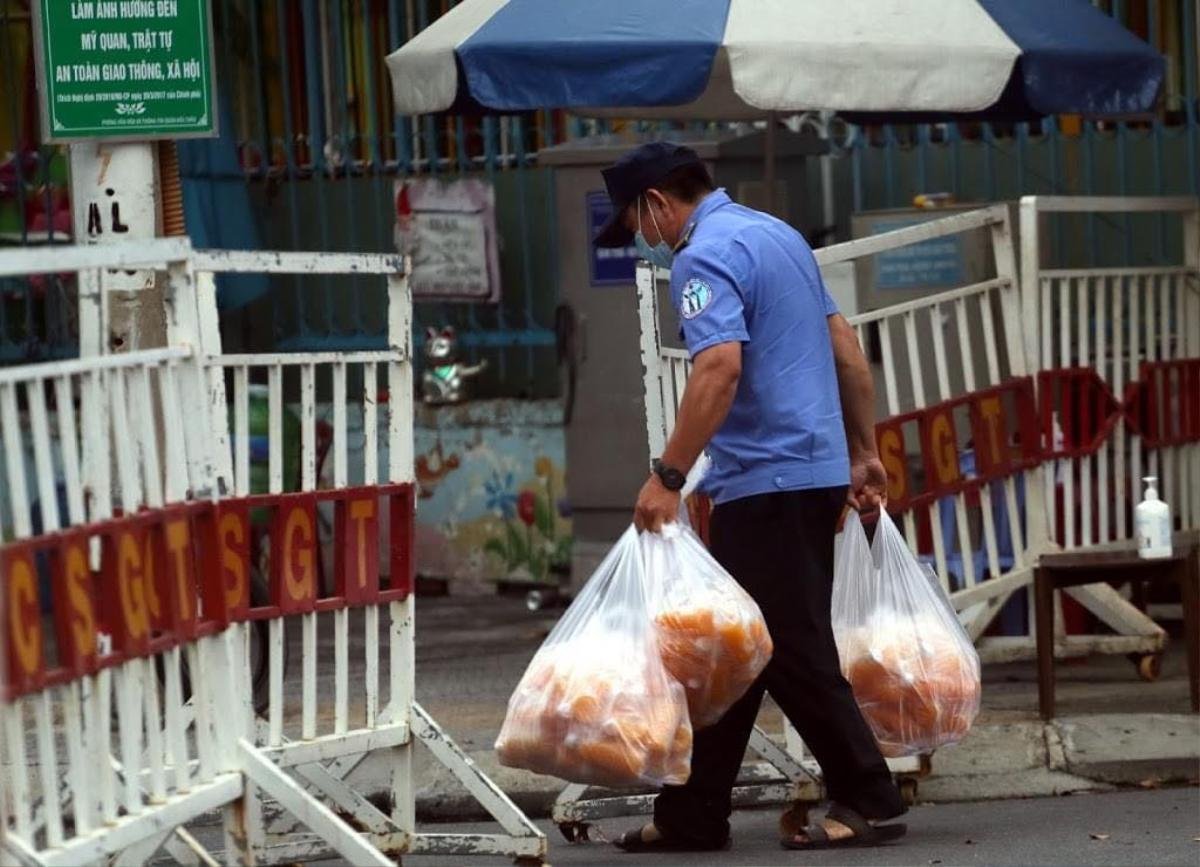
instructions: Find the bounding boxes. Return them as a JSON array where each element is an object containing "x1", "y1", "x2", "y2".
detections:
[{"x1": 781, "y1": 804, "x2": 907, "y2": 850}]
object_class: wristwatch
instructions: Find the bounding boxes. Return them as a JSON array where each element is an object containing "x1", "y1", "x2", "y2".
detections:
[{"x1": 652, "y1": 459, "x2": 687, "y2": 492}]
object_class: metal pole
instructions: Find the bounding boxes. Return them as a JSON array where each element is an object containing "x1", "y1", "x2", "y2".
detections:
[
  {"x1": 764, "y1": 111, "x2": 777, "y2": 215},
  {"x1": 819, "y1": 112, "x2": 835, "y2": 233}
]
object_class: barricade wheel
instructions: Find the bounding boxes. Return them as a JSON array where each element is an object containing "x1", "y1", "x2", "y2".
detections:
[
  {"x1": 558, "y1": 821, "x2": 591, "y2": 843},
  {"x1": 899, "y1": 777, "x2": 919, "y2": 805},
  {"x1": 1135, "y1": 652, "x2": 1162, "y2": 682}
]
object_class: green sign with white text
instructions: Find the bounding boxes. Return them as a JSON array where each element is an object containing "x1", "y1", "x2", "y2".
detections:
[{"x1": 34, "y1": 0, "x2": 217, "y2": 141}]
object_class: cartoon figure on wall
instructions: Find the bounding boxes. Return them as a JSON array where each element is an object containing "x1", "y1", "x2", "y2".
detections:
[
  {"x1": 422, "y1": 326, "x2": 487, "y2": 405},
  {"x1": 416, "y1": 440, "x2": 461, "y2": 499}
]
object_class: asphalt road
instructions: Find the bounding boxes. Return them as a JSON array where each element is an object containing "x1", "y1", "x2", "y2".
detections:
[
  {"x1": 394, "y1": 787, "x2": 1199, "y2": 867},
  {"x1": 176, "y1": 595, "x2": 1198, "y2": 866}
]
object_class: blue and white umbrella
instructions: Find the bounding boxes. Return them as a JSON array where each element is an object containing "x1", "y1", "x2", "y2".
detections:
[{"x1": 386, "y1": 0, "x2": 1164, "y2": 120}]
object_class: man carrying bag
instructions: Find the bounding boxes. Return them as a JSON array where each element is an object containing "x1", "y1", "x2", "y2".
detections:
[{"x1": 593, "y1": 141, "x2": 906, "y2": 852}]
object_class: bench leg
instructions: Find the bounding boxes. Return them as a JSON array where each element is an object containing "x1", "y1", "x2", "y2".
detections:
[
  {"x1": 1035, "y1": 568, "x2": 1057, "y2": 720},
  {"x1": 1180, "y1": 548, "x2": 1200, "y2": 714}
]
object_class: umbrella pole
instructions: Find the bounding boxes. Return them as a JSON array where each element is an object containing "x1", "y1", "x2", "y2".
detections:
[
  {"x1": 819, "y1": 111, "x2": 835, "y2": 233},
  {"x1": 764, "y1": 111, "x2": 777, "y2": 215}
]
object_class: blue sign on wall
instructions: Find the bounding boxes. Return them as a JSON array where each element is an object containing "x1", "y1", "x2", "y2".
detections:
[
  {"x1": 587, "y1": 191, "x2": 639, "y2": 285},
  {"x1": 873, "y1": 217, "x2": 966, "y2": 290}
]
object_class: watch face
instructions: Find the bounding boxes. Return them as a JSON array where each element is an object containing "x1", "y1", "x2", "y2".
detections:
[{"x1": 655, "y1": 461, "x2": 685, "y2": 491}]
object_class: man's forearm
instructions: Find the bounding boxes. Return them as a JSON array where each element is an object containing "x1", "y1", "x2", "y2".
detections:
[
  {"x1": 659, "y1": 352, "x2": 740, "y2": 474},
  {"x1": 838, "y1": 360, "x2": 878, "y2": 458},
  {"x1": 829, "y1": 316, "x2": 878, "y2": 459}
]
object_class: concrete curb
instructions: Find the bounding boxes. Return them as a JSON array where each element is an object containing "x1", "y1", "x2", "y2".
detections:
[
  {"x1": 1052, "y1": 713, "x2": 1200, "y2": 786},
  {"x1": 406, "y1": 714, "x2": 1199, "y2": 823}
]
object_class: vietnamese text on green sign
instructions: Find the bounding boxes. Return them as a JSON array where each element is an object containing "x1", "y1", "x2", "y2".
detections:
[{"x1": 38, "y1": 0, "x2": 216, "y2": 140}]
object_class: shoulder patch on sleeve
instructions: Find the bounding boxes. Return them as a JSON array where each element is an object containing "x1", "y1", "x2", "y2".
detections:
[{"x1": 680, "y1": 278, "x2": 713, "y2": 320}]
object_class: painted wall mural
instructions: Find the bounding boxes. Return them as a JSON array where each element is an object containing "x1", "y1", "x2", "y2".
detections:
[
  {"x1": 317, "y1": 399, "x2": 571, "y2": 586},
  {"x1": 411, "y1": 401, "x2": 571, "y2": 586}
]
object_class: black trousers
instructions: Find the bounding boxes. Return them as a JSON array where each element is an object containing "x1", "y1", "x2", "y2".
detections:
[{"x1": 654, "y1": 487, "x2": 904, "y2": 846}]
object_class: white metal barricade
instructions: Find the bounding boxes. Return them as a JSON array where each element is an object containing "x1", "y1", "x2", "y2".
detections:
[
  {"x1": 0, "y1": 241, "x2": 547, "y2": 866},
  {"x1": 822, "y1": 208, "x2": 1047, "y2": 661},
  {"x1": 1019, "y1": 195, "x2": 1200, "y2": 670}
]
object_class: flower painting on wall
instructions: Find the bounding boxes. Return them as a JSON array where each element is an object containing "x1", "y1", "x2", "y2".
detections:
[
  {"x1": 482, "y1": 457, "x2": 572, "y2": 584},
  {"x1": 411, "y1": 419, "x2": 572, "y2": 586}
]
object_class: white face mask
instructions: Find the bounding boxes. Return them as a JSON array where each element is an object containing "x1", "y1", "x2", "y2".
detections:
[{"x1": 635, "y1": 195, "x2": 674, "y2": 270}]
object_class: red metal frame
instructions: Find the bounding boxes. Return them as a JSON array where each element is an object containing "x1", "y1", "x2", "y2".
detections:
[
  {"x1": 270, "y1": 494, "x2": 319, "y2": 615},
  {"x1": 336, "y1": 492, "x2": 381, "y2": 605},
  {"x1": 100, "y1": 517, "x2": 154, "y2": 658},
  {"x1": 0, "y1": 483, "x2": 415, "y2": 700},
  {"x1": 1037, "y1": 368, "x2": 1123, "y2": 459},
  {"x1": 3, "y1": 543, "x2": 45, "y2": 696},
  {"x1": 389, "y1": 486, "x2": 416, "y2": 598},
  {"x1": 672, "y1": 378, "x2": 1044, "y2": 544},
  {"x1": 1133, "y1": 359, "x2": 1200, "y2": 448},
  {"x1": 52, "y1": 531, "x2": 99, "y2": 678},
  {"x1": 876, "y1": 413, "x2": 917, "y2": 512}
]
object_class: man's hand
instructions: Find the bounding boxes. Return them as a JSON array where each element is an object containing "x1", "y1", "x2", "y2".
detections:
[
  {"x1": 634, "y1": 473, "x2": 681, "y2": 533},
  {"x1": 848, "y1": 453, "x2": 887, "y2": 514}
]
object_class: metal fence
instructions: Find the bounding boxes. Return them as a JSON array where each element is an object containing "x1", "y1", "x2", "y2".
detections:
[
  {"x1": 1019, "y1": 195, "x2": 1200, "y2": 548},
  {"x1": 0, "y1": 238, "x2": 548, "y2": 865},
  {"x1": 2, "y1": 0, "x2": 1197, "y2": 391}
]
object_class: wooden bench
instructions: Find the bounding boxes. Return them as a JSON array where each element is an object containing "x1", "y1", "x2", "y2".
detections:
[{"x1": 1034, "y1": 532, "x2": 1200, "y2": 719}]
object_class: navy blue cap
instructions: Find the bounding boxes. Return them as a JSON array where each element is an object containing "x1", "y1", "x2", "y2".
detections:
[{"x1": 593, "y1": 142, "x2": 704, "y2": 248}]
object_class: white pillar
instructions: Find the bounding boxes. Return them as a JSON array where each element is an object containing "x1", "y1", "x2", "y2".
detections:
[{"x1": 68, "y1": 142, "x2": 162, "y2": 353}]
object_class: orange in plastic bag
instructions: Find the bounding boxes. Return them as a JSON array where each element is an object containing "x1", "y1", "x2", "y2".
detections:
[
  {"x1": 643, "y1": 524, "x2": 773, "y2": 729},
  {"x1": 496, "y1": 528, "x2": 692, "y2": 788},
  {"x1": 833, "y1": 512, "x2": 981, "y2": 757},
  {"x1": 842, "y1": 623, "x2": 979, "y2": 757}
]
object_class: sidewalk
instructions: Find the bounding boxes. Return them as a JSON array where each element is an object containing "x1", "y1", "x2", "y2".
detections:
[{"x1": 392, "y1": 596, "x2": 1199, "y2": 821}]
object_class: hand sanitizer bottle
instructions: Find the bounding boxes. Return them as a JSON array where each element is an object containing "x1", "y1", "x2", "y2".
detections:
[{"x1": 1135, "y1": 476, "x2": 1172, "y2": 559}]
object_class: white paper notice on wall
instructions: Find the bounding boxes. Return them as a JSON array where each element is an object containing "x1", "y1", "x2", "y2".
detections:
[{"x1": 394, "y1": 178, "x2": 500, "y2": 302}]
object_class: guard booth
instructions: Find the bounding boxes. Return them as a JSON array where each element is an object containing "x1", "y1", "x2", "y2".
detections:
[{"x1": 540, "y1": 130, "x2": 828, "y2": 587}]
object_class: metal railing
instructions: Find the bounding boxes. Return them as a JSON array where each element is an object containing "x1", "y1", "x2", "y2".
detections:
[
  {"x1": 2, "y1": 1, "x2": 1196, "y2": 387},
  {"x1": 1019, "y1": 195, "x2": 1200, "y2": 546},
  {"x1": 0, "y1": 240, "x2": 548, "y2": 865}
]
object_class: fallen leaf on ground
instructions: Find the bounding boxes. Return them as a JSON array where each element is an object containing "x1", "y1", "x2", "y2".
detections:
[{"x1": 1090, "y1": 833, "x2": 1111, "y2": 841}]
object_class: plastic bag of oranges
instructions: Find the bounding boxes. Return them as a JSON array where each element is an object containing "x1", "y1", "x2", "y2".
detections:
[
  {"x1": 642, "y1": 523, "x2": 773, "y2": 729},
  {"x1": 832, "y1": 510, "x2": 981, "y2": 758},
  {"x1": 496, "y1": 527, "x2": 692, "y2": 788}
]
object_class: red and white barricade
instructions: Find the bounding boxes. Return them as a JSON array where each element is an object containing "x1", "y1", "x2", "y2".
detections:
[
  {"x1": 1019, "y1": 195, "x2": 1199, "y2": 669},
  {"x1": 0, "y1": 241, "x2": 546, "y2": 865}
]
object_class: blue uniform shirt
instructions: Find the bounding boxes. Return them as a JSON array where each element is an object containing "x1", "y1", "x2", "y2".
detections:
[{"x1": 669, "y1": 189, "x2": 849, "y2": 504}]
